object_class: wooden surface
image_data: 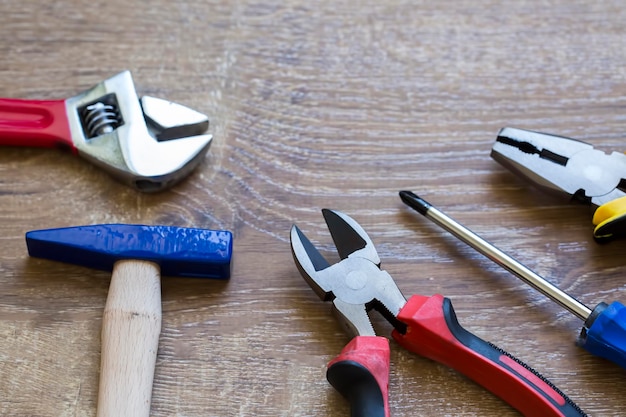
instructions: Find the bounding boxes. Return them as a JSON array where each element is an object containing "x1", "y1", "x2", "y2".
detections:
[{"x1": 1, "y1": 1, "x2": 626, "y2": 416}]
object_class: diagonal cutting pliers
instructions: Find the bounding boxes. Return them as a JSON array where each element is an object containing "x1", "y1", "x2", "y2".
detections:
[
  {"x1": 290, "y1": 209, "x2": 586, "y2": 417},
  {"x1": 492, "y1": 127, "x2": 626, "y2": 240}
]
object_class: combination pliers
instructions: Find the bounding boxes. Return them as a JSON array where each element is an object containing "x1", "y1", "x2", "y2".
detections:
[
  {"x1": 290, "y1": 209, "x2": 585, "y2": 417},
  {"x1": 492, "y1": 127, "x2": 626, "y2": 240}
]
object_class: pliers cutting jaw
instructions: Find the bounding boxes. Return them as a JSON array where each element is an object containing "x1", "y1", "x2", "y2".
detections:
[
  {"x1": 292, "y1": 209, "x2": 587, "y2": 417},
  {"x1": 290, "y1": 209, "x2": 406, "y2": 338},
  {"x1": 492, "y1": 128, "x2": 626, "y2": 240}
]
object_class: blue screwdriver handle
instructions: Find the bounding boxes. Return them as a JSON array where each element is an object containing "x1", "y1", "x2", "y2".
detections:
[{"x1": 579, "y1": 301, "x2": 626, "y2": 369}]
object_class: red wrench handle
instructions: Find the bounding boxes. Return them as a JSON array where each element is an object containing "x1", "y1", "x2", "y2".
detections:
[
  {"x1": 0, "y1": 98, "x2": 75, "y2": 151},
  {"x1": 326, "y1": 336, "x2": 390, "y2": 417},
  {"x1": 392, "y1": 294, "x2": 586, "y2": 417}
]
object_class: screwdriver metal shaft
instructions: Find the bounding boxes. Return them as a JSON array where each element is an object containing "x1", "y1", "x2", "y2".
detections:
[{"x1": 399, "y1": 191, "x2": 593, "y2": 321}]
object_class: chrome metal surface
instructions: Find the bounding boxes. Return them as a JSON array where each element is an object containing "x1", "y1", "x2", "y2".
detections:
[
  {"x1": 492, "y1": 127, "x2": 626, "y2": 207},
  {"x1": 290, "y1": 210, "x2": 407, "y2": 338},
  {"x1": 65, "y1": 71, "x2": 212, "y2": 192},
  {"x1": 423, "y1": 203, "x2": 593, "y2": 321}
]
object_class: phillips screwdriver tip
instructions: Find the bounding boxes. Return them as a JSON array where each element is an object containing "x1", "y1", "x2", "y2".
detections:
[{"x1": 399, "y1": 191, "x2": 431, "y2": 215}]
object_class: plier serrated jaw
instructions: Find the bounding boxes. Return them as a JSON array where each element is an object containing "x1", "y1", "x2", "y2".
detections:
[
  {"x1": 492, "y1": 127, "x2": 626, "y2": 206},
  {"x1": 290, "y1": 209, "x2": 406, "y2": 338},
  {"x1": 492, "y1": 127, "x2": 626, "y2": 240}
]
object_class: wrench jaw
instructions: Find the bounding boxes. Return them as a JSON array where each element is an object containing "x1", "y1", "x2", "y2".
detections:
[
  {"x1": 120, "y1": 122, "x2": 212, "y2": 192},
  {"x1": 290, "y1": 210, "x2": 407, "y2": 339},
  {"x1": 141, "y1": 96, "x2": 209, "y2": 141},
  {"x1": 64, "y1": 71, "x2": 212, "y2": 192}
]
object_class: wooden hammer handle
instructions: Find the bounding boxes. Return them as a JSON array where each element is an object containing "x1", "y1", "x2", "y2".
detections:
[{"x1": 96, "y1": 260, "x2": 162, "y2": 417}]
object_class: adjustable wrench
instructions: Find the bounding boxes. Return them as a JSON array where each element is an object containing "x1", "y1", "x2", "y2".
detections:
[{"x1": 0, "y1": 71, "x2": 212, "y2": 192}]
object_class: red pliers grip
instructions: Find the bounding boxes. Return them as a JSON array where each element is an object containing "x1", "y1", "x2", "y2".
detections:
[
  {"x1": 393, "y1": 294, "x2": 583, "y2": 416},
  {"x1": 290, "y1": 209, "x2": 586, "y2": 417},
  {"x1": 327, "y1": 336, "x2": 390, "y2": 417}
]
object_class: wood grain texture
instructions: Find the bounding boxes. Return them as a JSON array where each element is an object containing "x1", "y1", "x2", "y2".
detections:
[{"x1": 1, "y1": 1, "x2": 626, "y2": 416}]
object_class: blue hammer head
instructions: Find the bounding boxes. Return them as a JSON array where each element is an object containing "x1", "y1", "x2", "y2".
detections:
[{"x1": 26, "y1": 224, "x2": 232, "y2": 279}]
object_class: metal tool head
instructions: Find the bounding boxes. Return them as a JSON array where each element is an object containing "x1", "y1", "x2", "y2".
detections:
[
  {"x1": 26, "y1": 224, "x2": 232, "y2": 279},
  {"x1": 492, "y1": 127, "x2": 626, "y2": 207},
  {"x1": 290, "y1": 209, "x2": 406, "y2": 338},
  {"x1": 64, "y1": 71, "x2": 213, "y2": 192}
]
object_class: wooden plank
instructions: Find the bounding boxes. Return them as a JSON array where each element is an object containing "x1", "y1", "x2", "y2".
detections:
[{"x1": 1, "y1": 1, "x2": 625, "y2": 415}]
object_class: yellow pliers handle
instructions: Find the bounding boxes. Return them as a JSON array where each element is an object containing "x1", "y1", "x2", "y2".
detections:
[{"x1": 593, "y1": 196, "x2": 626, "y2": 240}]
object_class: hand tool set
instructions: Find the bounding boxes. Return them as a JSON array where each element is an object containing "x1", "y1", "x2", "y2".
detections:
[
  {"x1": 6, "y1": 72, "x2": 625, "y2": 416},
  {"x1": 1, "y1": 71, "x2": 212, "y2": 192},
  {"x1": 290, "y1": 209, "x2": 586, "y2": 417}
]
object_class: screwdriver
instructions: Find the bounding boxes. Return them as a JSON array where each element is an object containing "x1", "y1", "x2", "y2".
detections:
[{"x1": 399, "y1": 190, "x2": 626, "y2": 369}]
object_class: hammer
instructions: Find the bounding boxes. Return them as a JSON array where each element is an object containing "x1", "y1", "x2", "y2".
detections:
[{"x1": 26, "y1": 224, "x2": 233, "y2": 417}]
